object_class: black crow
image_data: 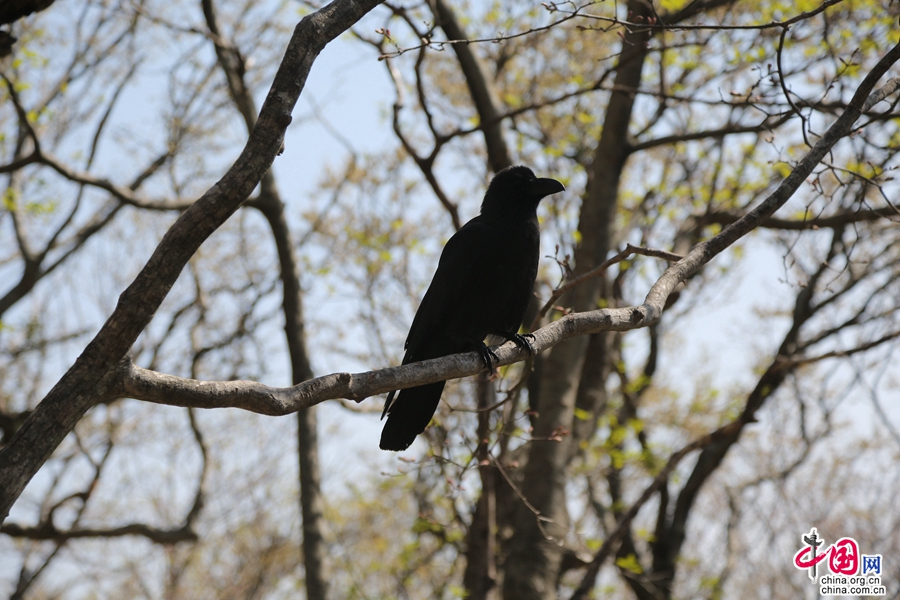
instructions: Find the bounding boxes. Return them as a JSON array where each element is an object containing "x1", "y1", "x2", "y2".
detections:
[{"x1": 380, "y1": 165, "x2": 565, "y2": 451}]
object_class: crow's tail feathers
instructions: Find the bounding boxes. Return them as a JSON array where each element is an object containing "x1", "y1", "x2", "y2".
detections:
[{"x1": 379, "y1": 381, "x2": 446, "y2": 451}]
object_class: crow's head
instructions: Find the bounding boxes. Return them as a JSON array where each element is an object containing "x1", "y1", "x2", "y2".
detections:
[{"x1": 481, "y1": 165, "x2": 565, "y2": 218}]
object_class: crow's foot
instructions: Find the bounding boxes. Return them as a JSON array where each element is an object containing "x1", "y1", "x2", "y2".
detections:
[
  {"x1": 478, "y1": 343, "x2": 499, "y2": 370},
  {"x1": 511, "y1": 333, "x2": 537, "y2": 355}
]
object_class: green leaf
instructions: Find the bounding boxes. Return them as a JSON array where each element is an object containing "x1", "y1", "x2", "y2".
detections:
[{"x1": 615, "y1": 553, "x2": 644, "y2": 574}]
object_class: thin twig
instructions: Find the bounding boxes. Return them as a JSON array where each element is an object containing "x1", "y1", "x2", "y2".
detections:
[{"x1": 530, "y1": 244, "x2": 682, "y2": 331}]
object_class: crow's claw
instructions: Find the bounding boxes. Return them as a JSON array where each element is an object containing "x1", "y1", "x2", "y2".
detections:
[
  {"x1": 478, "y1": 344, "x2": 500, "y2": 369},
  {"x1": 512, "y1": 333, "x2": 537, "y2": 355}
]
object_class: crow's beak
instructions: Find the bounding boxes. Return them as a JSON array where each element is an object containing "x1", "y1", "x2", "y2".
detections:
[{"x1": 531, "y1": 177, "x2": 566, "y2": 199}]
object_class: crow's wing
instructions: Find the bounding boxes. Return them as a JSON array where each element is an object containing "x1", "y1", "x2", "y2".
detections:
[
  {"x1": 402, "y1": 216, "x2": 497, "y2": 363},
  {"x1": 380, "y1": 218, "x2": 497, "y2": 442}
]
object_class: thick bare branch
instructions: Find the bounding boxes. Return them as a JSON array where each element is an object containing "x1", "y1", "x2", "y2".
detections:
[
  {"x1": 705, "y1": 206, "x2": 899, "y2": 230},
  {"x1": 116, "y1": 304, "x2": 647, "y2": 413},
  {"x1": 0, "y1": 521, "x2": 198, "y2": 544}
]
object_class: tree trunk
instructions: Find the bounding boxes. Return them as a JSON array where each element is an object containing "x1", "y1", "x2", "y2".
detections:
[
  {"x1": 502, "y1": 2, "x2": 654, "y2": 597},
  {"x1": 463, "y1": 373, "x2": 499, "y2": 600},
  {"x1": 255, "y1": 189, "x2": 332, "y2": 600}
]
